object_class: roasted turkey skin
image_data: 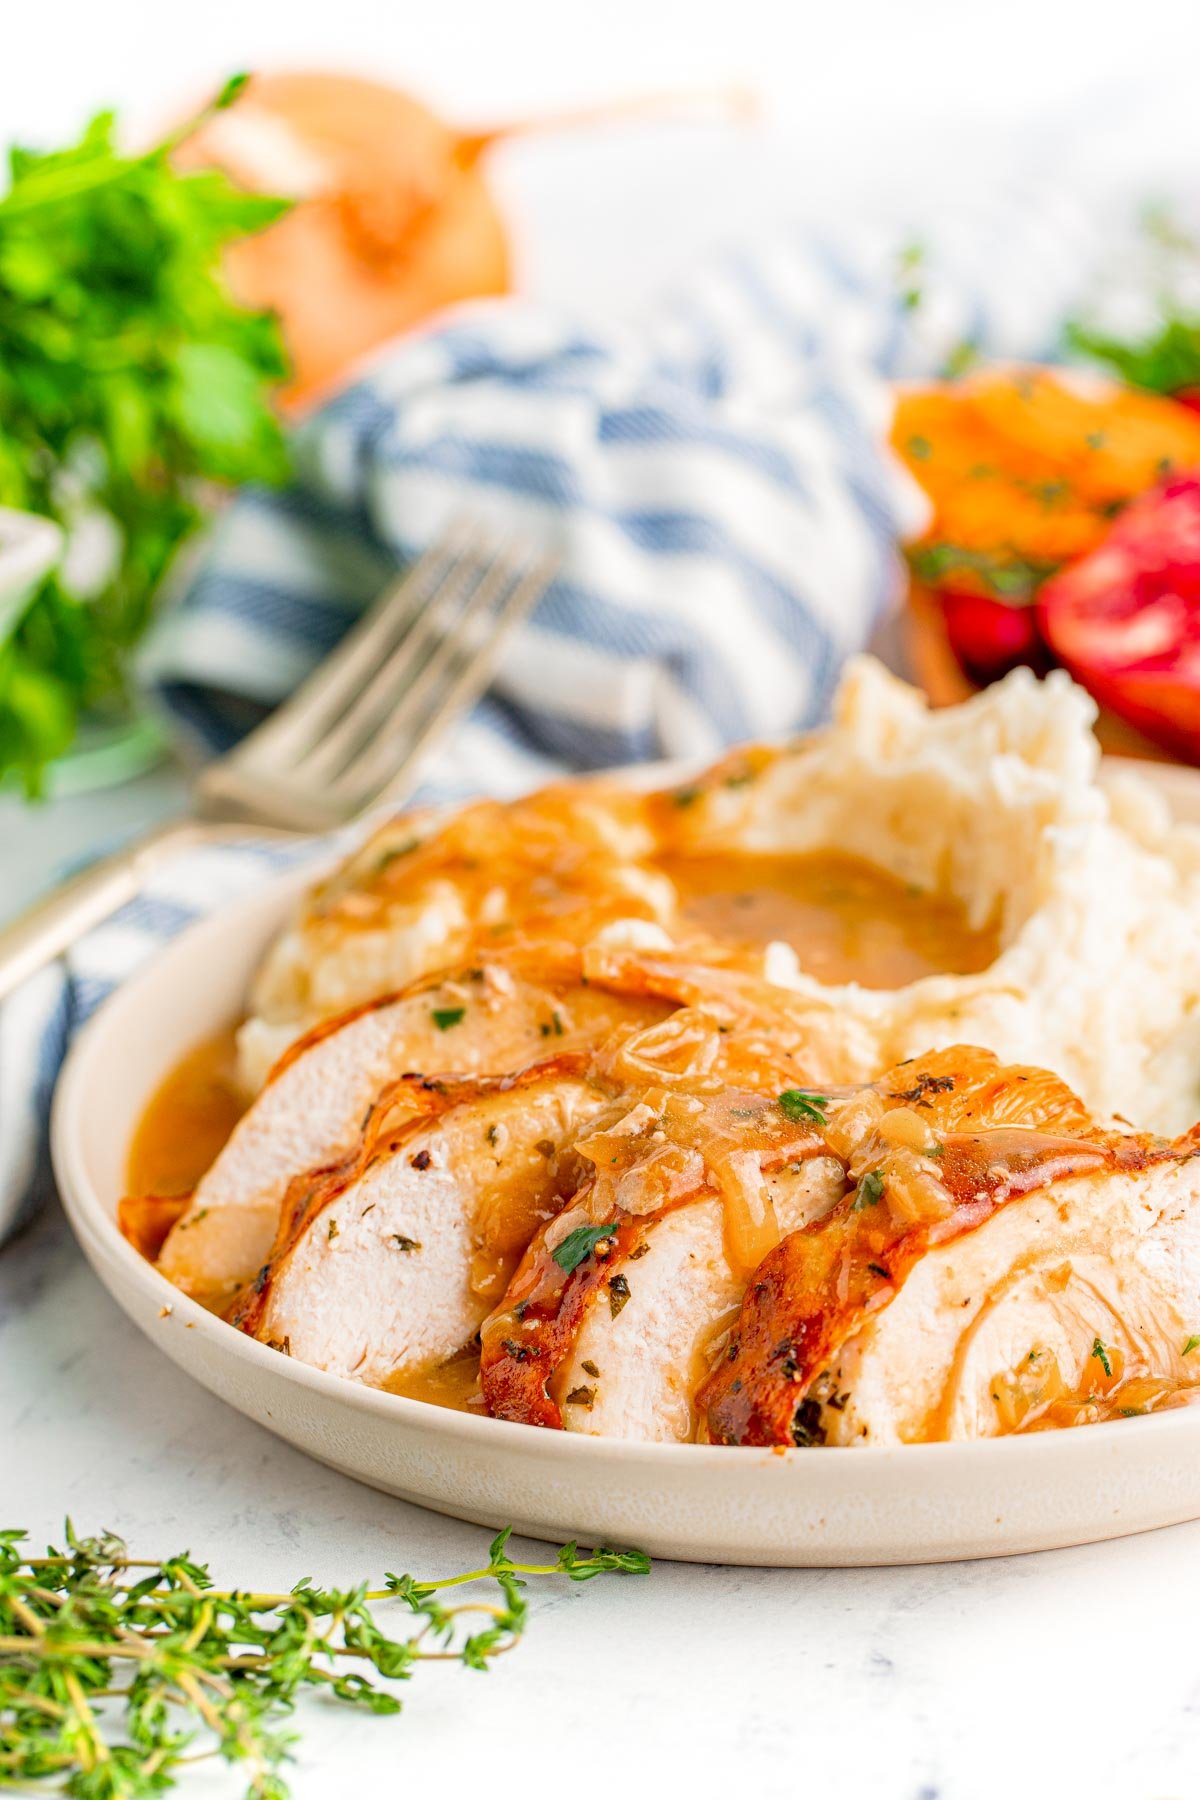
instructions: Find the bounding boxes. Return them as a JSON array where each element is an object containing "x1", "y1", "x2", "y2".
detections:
[{"x1": 698, "y1": 1049, "x2": 1200, "y2": 1447}]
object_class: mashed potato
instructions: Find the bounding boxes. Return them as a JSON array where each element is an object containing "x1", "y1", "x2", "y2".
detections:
[
  {"x1": 712, "y1": 658, "x2": 1200, "y2": 1133},
  {"x1": 240, "y1": 656, "x2": 1200, "y2": 1133}
]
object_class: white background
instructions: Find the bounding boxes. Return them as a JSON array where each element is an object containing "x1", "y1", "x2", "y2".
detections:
[{"x1": 7, "y1": 6, "x2": 1200, "y2": 1797}]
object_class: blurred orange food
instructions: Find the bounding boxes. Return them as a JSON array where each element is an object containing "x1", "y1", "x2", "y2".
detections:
[
  {"x1": 893, "y1": 368, "x2": 1200, "y2": 596},
  {"x1": 178, "y1": 72, "x2": 512, "y2": 410},
  {"x1": 180, "y1": 73, "x2": 750, "y2": 412}
]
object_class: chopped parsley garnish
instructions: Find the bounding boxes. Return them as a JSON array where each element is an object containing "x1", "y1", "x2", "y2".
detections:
[
  {"x1": 608, "y1": 1273, "x2": 631, "y2": 1318},
  {"x1": 671, "y1": 785, "x2": 703, "y2": 808},
  {"x1": 392, "y1": 1235, "x2": 421, "y2": 1253},
  {"x1": 1091, "y1": 1336, "x2": 1112, "y2": 1377},
  {"x1": 327, "y1": 1218, "x2": 339, "y2": 1242},
  {"x1": 867, "y1": 1263, "x2": 890, "y2": 1281},
  {"x1": 778, "y1": 1089, "x2": 829, "y2": 1125},
  {"x1": 909, "y1": 542, "x2": 1057, "y2": 601},
  {"x1": 552, "y1": 1223, "x2": 618, "y2": 1275},
  {"x1": 906, "y1": 434, "x2": 932, "y2": 461},
  {"x1": 564, "y1": 1386, "x2": 596, "y2": 1409},
  {"x1": 432, "y1": 1006, "x2": 466, "y2": 1031},
  {"x1": 1184, "y1": 1334, "x2": 1200, "y2": 1357},
  {"x1": 852, "y1": 1171, "x2": 884, "y2": 1211}
]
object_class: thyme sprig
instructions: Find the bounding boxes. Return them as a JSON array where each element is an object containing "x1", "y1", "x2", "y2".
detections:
[{"x1": 0, "y1": 1521, "x2": 649, "y2": 1798}]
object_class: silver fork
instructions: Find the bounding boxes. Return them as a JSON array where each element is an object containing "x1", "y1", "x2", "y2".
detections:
[{"x1": 0, "y1": 523, "x2": 556, "y2": 1002}]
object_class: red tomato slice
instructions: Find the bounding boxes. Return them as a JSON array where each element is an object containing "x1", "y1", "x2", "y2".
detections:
[
  {"x1": 939, "y1": 589, "x2": 1046, "y2": 686},
  {"x1": 1037, "y1": 472, "x2": 1200, "y2": 760}
]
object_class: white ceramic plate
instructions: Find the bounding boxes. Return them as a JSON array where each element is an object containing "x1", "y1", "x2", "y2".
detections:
[{"x1": 51, "y1": 760, "x2": 1200, "y2": 1566}]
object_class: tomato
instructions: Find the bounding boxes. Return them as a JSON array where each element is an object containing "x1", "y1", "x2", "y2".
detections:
[
  {"x1": 1036, "y1": 472, "x2": 1200, "y2": 760},
  {"x1": 939, "y1": 589, "x2": 1047, "y2": 685}
]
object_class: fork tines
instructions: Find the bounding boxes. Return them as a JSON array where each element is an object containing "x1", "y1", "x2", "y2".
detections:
[{"x1": 210, "y1": 524, "x2": 556, "y2": 832}]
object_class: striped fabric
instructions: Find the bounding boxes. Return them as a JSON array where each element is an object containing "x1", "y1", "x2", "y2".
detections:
[{"x1": 5, "y1": 193, "x2": 1104, "y2": 1241}]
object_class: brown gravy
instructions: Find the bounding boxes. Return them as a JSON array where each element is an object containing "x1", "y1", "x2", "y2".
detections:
[
  {"x1": 660, "y1": 850, "x2": 999, "y2": 989},
  {"x1": 382, "y1": 1347, "x2": 487, "y2": 1414},
  {"x1": 126, "y1": 1028, "x2": 246, "y2": 1198}
]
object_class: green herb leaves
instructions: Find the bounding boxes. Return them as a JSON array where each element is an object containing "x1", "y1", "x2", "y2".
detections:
[
  {"x1": 0, "y1": 80, "x2": 290, "y2": 791},
  {"x1": 552, "y1": 1222, "x2": 618, "y2": 1274},
  {"x1": 431, "y1": 1007, "x2": 466, "y2": 1031},
  {"x1": 852, "y1": 1171, "x2": 885, "y2": 1210},
  {"x1": 1065, "y1": 311, "x2": 1200, "y2": 398},
  {"x1": 908, "y1": 542, "x2": 1056, "y2": 601},
  {"x1": 1091, "y1": 1336, "x2": 1113, "y2": 1378},
  {"x1": 778, "y1": 1089, "x2": 829, "y2": 1125},
  {"x1": 607, "y1": 1272, "x2": 631, "y2": 1317},
  {"x1": 0, "y1": 1520, "x2": 649, "y2": 1797},
  {"x1": 1184, "y1": 1334, "x2": 1200, "y2": 1357}
]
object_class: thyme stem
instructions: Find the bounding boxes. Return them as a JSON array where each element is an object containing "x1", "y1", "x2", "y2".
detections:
[{"x1": 0, "y1": 1521, "x2": 649, "y2": 1798}]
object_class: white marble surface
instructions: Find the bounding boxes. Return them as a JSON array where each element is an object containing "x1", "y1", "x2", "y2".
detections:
[{"x1": 5, "y1": 1197, "x2": 1200, "y2": 1800}]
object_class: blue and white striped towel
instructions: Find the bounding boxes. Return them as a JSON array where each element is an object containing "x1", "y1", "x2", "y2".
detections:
[{"x1": 5, "y1": 189, "x2": 1105, "y2": 1241}]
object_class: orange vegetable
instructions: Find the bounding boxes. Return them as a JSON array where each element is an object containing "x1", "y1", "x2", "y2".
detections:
[
  {"x1": 894, "y1": 368, "x2": 1200, "y2": 596},
  {"x1": 179, "y1": 73, "x2": 749, "y2": 411}
]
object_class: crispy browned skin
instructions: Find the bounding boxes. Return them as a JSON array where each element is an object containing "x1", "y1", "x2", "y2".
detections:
[
  {"x1": 480, "y1": 1213, "x2": 646, "y2": 1428},
  {"x1": 698, "y1": 1049, "x2": 1187, "y2": 1446},
  {"x1": 479, "y1": 1082, "x2": 829, "y2": 1428}
]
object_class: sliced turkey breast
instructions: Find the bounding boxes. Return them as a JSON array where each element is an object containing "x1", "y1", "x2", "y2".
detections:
[
  {"x1": 480, "y1": 1060, "x2": 847, "y2": 1438},
  {"x1": 698, "y1": 1048, "x2": 1200, "y2": 1446},
  {"x1": 154, "y1": 955, "x2": 665, "y2": 1307},
  {"x1": 231, "y1": 1058, "x2": 617, "y2": 1384}
]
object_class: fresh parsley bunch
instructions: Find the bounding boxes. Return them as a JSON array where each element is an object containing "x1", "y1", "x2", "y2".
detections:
[{"x1": 0, "y1": 74, "x2": 290, "y2": 793}]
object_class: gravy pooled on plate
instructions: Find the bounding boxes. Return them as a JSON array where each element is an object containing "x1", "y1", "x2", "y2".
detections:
[{"x1": 127, "y1": 1028, "x2": 246, "y2": 1200}]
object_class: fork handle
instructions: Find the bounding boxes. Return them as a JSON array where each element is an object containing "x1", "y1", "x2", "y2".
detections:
[{"x1": 0, "y1": 818, "x2": 220, "y2": 1005}]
